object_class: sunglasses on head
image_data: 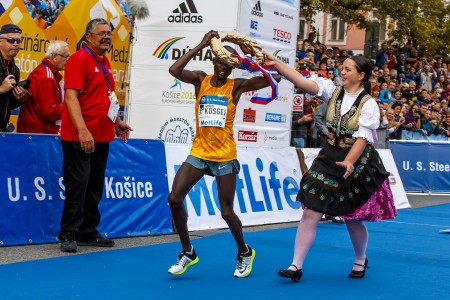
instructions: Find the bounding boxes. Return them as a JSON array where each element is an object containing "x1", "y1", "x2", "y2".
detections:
[{"x1": 0, "y1": 37, "x2": 22, "y2": 44}]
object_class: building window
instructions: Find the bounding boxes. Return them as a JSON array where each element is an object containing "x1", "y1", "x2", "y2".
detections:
[
  {"x1": 329, "y1": 16, "x2": 346, "y2": 41},
  {"x1": 378, "y1": 19, "x2": 388, "y2": 42},
  {"x1": 298, "y1": 9, "x2": 306, "y2": 39}
]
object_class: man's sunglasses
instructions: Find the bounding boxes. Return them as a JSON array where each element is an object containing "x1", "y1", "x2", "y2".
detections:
[{"x1": 0, "y1": 37, "x2": 22, "y2": 44}]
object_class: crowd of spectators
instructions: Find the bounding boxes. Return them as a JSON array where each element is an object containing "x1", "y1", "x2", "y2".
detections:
[{"x1": 292, "y1": 33, "x2": 450, "y2": 149}]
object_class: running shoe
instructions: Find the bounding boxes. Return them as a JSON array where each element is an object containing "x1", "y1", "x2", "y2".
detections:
[
  {"x1": 168, "y1": 247, "x2": 199, "y2": 275},
  {"x1": 234, "y1": 245, "x2": 256, "y2": 278}
]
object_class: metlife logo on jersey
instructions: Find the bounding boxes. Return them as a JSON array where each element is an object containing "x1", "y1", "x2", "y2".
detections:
[{"x1": 168, "y1": 0, "x2": 203, "y2": 23}]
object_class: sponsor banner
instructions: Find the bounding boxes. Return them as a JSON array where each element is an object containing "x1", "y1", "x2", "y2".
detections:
[
  {"x1": 132, "y1": 30, "x2": 217, "y2": 69},
  {"x1": 235, "y1": 0, "x2": 299, "y2": 147},
  {"x1": 0, "y1": 0, "x2": 131, "y2": 132},
  {"x1": 239, "y1": 0, "x2": 299, "y2": 50},
  {"x1": 136, "y1": 0, "x2": 239, "y2": 29},
  {"x1": 390, "y1": 141, "x2": 450, "y2": 193},
  {"x1": 0, "y1": 134, "x2": 172, "y2": 246},
  {"x1": 129, "y1": 0, "x2": 299, "y2": 144},
  {"x1": 301, "y1": 148, "x2": 410, "y2": 209},
  {"x1": 128, "y1": 65, "x2": 200, "y2": 139},
  {"x1": 165, "y1": 144, "x2": 304, "y2": 230}
]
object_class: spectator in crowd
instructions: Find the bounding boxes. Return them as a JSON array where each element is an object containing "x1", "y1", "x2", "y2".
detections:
[
  {"x1": 379, "y1": 81, "x2": 396, "y2": 103},
  {"x1": 326, "y1": 68, "x2": 335, "y2": 81},
  {"x1": 403, "y1": 103, "x2": 422, "y2": 133},
  {"x1": 264, "y1": 52, "x2": 397, "y2": 283},
  {"x1": 58, "y1": 19, "x2": 132, "y2": 253},
  {"x1": 385, "y1": 47, "x2": 396, "y2": 70},
  {"x1": 406, "y1": 48, "x2": 419, "y2": 65},
  {"x1": 405, "y1": 66, "x2": 419, "y2": 85},
  {"x1": 376, "y1": 42, "x2": 388, "y2": 67},
  {"x1": 325, "y1": 47, "x2": 333, "y2": 58},
  {"x1": 17, "y1": 40, "x2": 69, "y2": 134},
  {"x1": 393, "y1": 90, "x2": 402, "y2": 103},
  {"x1": 291, "y1": 95, "x2": 313, "y2": 148},
  {"x1": 441, "y1": 113, "x2": 450, "y2": 137},
  {"x1": 420, "y1": 109, "x2": 435, "y2": 136},
  {"x1": 166, "y1": 30, "x2": 279, "y2": 278},
  {"x1": 418, "y1": 65, "x2": 437, "y2": 92},
  {"x1": 371, "y1": 86, "x2": 381, "y2": 102},
  {"x1": 318, "y1": 59, "x2": 328, "y2": 77},
  {"x1": 387, "y1": 104, "x2": 404, "y2": 140},
  {"x1": 402, "y1": 81, "x2": 417, "y2": 101},
  {"x1": 0, "y1": 24, "x2": 28, "y2": 132},
  {"x1": 396, "y1": 53, "x2": 407, "y2": 76},
  {"x1": 297, "y1": 39, "x2": 309, "y2": 59}
]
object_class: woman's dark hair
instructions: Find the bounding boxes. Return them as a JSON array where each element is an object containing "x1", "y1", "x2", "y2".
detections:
[{"x1": 348, "y1": 56, "x2": 372, "y2": 93}]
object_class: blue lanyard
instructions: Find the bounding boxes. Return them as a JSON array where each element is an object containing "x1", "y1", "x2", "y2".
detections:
[{"x1": 83, "y1": 45, "x2": 111, "y2": 92}]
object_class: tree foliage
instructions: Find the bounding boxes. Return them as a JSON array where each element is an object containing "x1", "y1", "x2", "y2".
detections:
[{"x1": 301, "y1": 0, "x2": 450, "y2": 57}]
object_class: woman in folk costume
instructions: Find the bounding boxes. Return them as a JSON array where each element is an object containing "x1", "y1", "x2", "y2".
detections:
[{"x1": 263, "y1": 52, "x2": 397, "y2": 282}]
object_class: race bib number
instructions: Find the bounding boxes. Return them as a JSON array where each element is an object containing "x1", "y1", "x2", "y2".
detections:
[{"x1": 198, "y1": 95, "x2": 228, "y2": 128}]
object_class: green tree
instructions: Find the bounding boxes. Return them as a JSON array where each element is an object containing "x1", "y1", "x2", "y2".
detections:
[{"x1": 301, "y1": 0, "x2": 450, "y2": 56}]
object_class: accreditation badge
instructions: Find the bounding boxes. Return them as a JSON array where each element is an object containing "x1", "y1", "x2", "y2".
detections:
[
  {"x1": 198, "y1": 95, "x2": 228, "y2": 128},
  {"x1": 107, "y1": 91, "x2": 120, "y2": 123}
]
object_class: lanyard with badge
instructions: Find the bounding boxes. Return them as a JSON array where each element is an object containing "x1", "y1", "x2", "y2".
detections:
[{"x1": 83, "y1": 45, "x2": 119, "y2": 123}]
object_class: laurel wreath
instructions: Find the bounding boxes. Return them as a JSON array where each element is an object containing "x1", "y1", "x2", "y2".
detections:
[{"x1": 210, "y1": 32, "x2": 264, "y2": 68}]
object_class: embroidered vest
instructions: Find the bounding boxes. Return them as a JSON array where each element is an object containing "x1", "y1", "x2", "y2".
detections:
[{"x1": 325, "y1": 86, "x2": 372, "y2": 148}]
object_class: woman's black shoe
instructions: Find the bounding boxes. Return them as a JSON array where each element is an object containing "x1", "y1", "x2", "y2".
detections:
[
  {"x1": 349, "y1": 257, "x2": 369, "y2": 278},
  {"x1": 278, "y1": 265, "x2": 302, "y2": 282}
]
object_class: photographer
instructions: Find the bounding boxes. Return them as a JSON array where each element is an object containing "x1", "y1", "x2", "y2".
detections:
[
  {"x1": 0, "y1": 24, "x2": 27, "y2": 132},
  {"x1": 403, "y1": 103, "x2": 422, "y2": 132}
]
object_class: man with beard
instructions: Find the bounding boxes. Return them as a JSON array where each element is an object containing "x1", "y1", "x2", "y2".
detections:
[
  {"x1": 167, "y1": 30, "x2": 279, "y2": 278},
  {"x1": 58, "y1": 19, "x2": 132, "y2": 253}
]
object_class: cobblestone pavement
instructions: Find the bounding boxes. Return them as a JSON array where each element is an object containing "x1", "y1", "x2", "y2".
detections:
[{"x1": 1, "y1": 194, "x2": 449, "y2": 265}]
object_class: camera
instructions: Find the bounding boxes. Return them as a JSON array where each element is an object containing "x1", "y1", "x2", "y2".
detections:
[{"x1": 16, "y1": 79, "x2": 31, "y2": 90}]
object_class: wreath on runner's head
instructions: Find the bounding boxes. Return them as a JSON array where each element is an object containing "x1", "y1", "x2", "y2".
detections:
[{"x1": 210, "y1": 32, "x2": 264, "y2": 68}]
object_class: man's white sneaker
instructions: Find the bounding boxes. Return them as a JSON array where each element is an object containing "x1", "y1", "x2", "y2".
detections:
[
  {"x1": 168, "y1": 247, "x2": 199, "y2": 275},
  {"x1": 234, "y1": 246, "x2": 256, "y2": 278}
]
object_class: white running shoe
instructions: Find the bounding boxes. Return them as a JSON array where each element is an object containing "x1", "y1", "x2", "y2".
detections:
[
  {"x1": 168, "y1": 247, "x2": 199, "y2": 275},
  {"x1": 234, "y1": 246, "x2": 256, "y2": 278}
]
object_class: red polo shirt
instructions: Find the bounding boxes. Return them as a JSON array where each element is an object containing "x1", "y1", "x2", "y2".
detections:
[{"x1": 61, "y1": 45, "x2": 115, "y2": 142}]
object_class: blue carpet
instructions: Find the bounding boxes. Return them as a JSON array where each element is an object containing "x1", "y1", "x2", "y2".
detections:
[{"x1": 1, "y1": 204, "x2": 450, "y2": 300}]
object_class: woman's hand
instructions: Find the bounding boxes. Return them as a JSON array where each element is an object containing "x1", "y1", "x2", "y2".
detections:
[{"x1": 335, "y1": 160, "x2": 354, "y2": 179}]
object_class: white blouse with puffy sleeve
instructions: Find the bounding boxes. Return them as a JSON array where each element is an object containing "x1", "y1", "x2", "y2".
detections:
[{"x1": 310, "y1": 76, "x2": 380, "y2": 143}]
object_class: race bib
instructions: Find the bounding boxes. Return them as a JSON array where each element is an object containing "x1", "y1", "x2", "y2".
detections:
[{"x1": 198, "y1": 95, "x2": 228, "y2": 128}]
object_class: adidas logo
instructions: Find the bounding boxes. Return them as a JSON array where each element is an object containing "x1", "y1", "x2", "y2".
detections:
[
  {"x1": 168, "y1": 0, "x2": 203, "y2": 23},
  {"x1": 251, "y1": 1, "x2": 263, "y2": 17}
]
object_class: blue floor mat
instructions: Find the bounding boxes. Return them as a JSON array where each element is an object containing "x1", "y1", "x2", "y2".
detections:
[{"x1": 1, "y1": 204, "x2": 450, "y2": 299}]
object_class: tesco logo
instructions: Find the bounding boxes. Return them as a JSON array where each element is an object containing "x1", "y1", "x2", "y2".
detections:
[{"x1": 272, "y1": 29, "x2": 292, "y2": 43}]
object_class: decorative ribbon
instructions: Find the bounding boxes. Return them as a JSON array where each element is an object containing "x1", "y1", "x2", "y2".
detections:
[{"x1": 233, "y1": 52, "x2": 279, "y2": 105}]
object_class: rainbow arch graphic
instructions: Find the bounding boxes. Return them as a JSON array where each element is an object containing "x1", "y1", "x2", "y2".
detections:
[
  {"x1": 273, "y1": 50, "x2": 282, "y2": 56},
  {"x1": 153, "y1": 37, "x2": 185, "y2": 60}
]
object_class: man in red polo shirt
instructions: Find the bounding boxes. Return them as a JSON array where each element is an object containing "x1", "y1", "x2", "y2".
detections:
[{"x1": 58, "y1": 18, "x2": 132, "y2": 253}]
